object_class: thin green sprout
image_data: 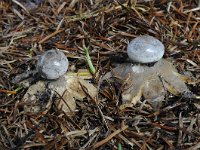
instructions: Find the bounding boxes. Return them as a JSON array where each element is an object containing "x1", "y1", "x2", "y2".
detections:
[
  {"x1": 84, "y1": 47, "x2": 96, "y2": 74},
  {"x1": 118, "y1": 143, "x2": 122, "y2": 150}
]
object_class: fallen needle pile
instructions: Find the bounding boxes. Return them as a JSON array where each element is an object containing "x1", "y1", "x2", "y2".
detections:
[{"x1": 0, "y1": 0, "x2": 199, "y2": 149}]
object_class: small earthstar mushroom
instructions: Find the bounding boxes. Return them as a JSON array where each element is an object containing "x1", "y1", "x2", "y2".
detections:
[
  {"x1": 37, "y1": 49, "x2": 69, "y2": 80},
  {"x1": 127, "y1": 35, "x2": 164, "y2": 63}
]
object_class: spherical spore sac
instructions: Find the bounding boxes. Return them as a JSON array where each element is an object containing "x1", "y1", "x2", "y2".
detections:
[
  {"x1": 37, "y1": 49, "x2": 69, "y2": 80},
  {"x1": 127, "y1": 35, "x2": 164, "y2": 63}
]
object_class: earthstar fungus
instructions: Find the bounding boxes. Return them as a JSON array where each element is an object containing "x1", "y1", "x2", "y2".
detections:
[
  {"x1": 37, "y1": 49, "x2": 69, "y2": 80},
  {"x1": 100, "y1": 35, "x2": 193, "y2": 110},
  {"x1": 23, "y1": 49, "x2": 97, "y2": 113},
  {"x1": 127, "y1": 35, "x2": 164, "y2": 63}
]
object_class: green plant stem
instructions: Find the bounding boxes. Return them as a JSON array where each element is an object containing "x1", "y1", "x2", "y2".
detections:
[
  {"x1": 84, "y1": 47, "x2": 96, "y2": 74},
  {"x1": 118, "y1": 143, "x2": 122, "y2": 150}
]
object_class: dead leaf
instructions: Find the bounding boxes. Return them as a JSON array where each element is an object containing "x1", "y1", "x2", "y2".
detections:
[
  {"x1": 23, "y1": 81, "x2": 46, "y2": 112},
  {"x1": 23, "y1": 73, "x2": 97, "y2": 113}
]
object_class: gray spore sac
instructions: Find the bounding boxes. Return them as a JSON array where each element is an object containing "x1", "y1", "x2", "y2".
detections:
[
  {"x1": 127, "y1": 35, "x2": 164, "y2": 63},
  {"x1": 37, "y1": 49, "x2": 69, "y2": 80}
]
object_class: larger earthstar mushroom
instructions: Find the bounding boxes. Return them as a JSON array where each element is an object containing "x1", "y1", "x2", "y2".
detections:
[{"x1": 99, "y1": 35, "x2": 193, "y2": 110}]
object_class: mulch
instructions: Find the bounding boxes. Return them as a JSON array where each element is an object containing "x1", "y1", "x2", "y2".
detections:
[{"x1": 0, "y1": 0, "x2": 199, "y2": 149}]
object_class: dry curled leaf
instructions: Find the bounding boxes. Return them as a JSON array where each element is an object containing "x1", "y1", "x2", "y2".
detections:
[
  {"x1": 23, "y1": 80, "x2": 46, "y2": 112},
  {"x1": 23, "y1": 73, "x2": 97, "y2": 113},
  {"x1": 101, "y1": 59, "x2": 193, "y2": 110}
]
